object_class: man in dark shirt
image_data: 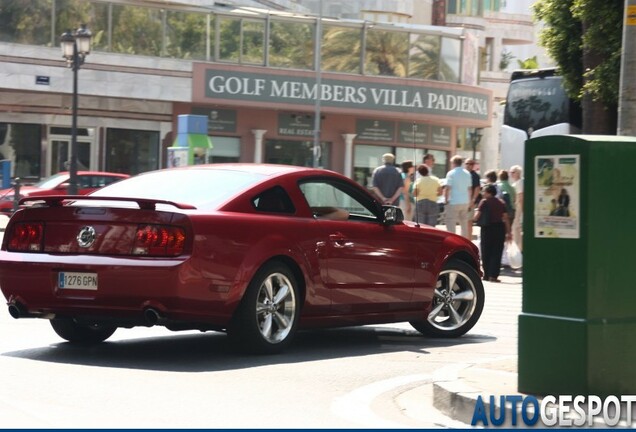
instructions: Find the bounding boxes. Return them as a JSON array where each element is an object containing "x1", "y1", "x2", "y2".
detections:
[{"x1": 371, "y1": 153, "x2": 404, "y2": 206}]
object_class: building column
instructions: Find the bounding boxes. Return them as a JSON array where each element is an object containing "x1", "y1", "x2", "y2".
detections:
[
  {"x1": 342, "y1": 133, "x2": 356, "y2": 178},
  {"x1": 252, "y1": 129, "x2": 267, "y2": 163}
]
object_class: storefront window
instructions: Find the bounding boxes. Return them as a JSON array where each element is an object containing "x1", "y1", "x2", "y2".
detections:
[
  {"x1": 353, "y1": 145, "x2": 391, "y2": 189},
  {"x1": 165, "y1": 10, "x2": 208, "y2": 60},
  {"x1": 111, "y1": 4, "x2": 163, "y2": 56},
  {"x1": 218, "y1": 16, "x2": 240, "y2": 62},
  {"x1": 210, "y1": 136, "x2": 240, "y2": 163},
  {"x1": 269, "y1": 20, "x2": 314, "y2": 70},
  {"x1": 55, "y1": 1, "x2": 109, "y2": 51},
  {"x1": 409, "y1": 33, "x2": 441, "y2": 80},
  {"x1": 426, "y1": 150, "x2": 449, "y2": 178},
  {"x1": 105, "y1": 128, "x2": 159, "y2": 175},
  {"x1": 0, "y1": 123, "x2": 41, "y2": 180},
  {"x1": 364, "y1": 29, "x2": 408, "y2": 77},
  {"x1": 265, "y1": 140, "x2": 330, "y2": 169},
  {"x1": 440, "y1": 37, "x2": 461, "y2": 83},
  {"x1": 241, "y1": 20, "x2": 264, "y2": 65},
  {"x1": 321, "y1": 25, "x2": 361, "y2": 74},
  {"x1": 0, "y1": 0, "x2": 52, "y2": 46},
  {"x1": 395, "y1": 148, "x2": 425, "y2": 170}
]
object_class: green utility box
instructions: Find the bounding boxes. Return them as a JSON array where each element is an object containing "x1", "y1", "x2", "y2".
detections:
[{"x1": 519, "y1": 134, "x2": 636, "y2": 396}]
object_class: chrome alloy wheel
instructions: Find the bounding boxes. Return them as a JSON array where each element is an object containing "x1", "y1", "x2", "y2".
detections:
[
  {"x1": 427, "y1": 268, "x2": 477, "y2": 331},
  {"x1": 255, "y1": 272, "x2": 297, "y2": 344}
]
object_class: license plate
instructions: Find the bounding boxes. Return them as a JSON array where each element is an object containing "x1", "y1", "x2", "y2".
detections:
[{"x1": 58, "y1": 272, "x2": 98, "y2": 290}]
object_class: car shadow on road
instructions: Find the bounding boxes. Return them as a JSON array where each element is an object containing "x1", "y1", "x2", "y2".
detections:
[{"x1": 2, "y1": 325, "x2": 496, "y2": 372}]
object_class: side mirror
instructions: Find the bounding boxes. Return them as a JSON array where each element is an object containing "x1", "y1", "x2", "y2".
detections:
[
  {"x1": 57, "y1": 183, "x2": 70, "y2": 190},
  {"x1": 382, "y1": 205, "x2": 404, "y2": 224}
]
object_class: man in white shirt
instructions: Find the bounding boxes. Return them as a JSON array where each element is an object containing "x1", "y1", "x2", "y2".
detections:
[{"x1": 444, "y1": 155, "x2": 472, "y2": 239}]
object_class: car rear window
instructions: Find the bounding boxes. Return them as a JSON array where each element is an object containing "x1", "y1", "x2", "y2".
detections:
[{"x1": 91, "y1": 168, "x2": 266, "y2": 209}]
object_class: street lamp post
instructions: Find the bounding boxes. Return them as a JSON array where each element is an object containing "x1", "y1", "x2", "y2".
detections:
[
  {"x1": 312, "y1": 0, "x2": 323, "y2": 168},
  {"x1": 60, "y1": 24, "x2": 92, "y2": 196},
  {"x1": 469, "y1": 128, "x2": 483, "y2": 161}
]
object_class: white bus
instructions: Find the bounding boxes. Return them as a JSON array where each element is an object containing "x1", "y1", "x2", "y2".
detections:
[{"x1": 500, "y1": 68, "x2": 582, "y2": 170}]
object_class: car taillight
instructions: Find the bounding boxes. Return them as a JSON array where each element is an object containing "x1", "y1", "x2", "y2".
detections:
[
  {"x1": 7, "y1": 222, "x2": 44, "y2": 252},
  {"x1": 132, "y1": 224, "x2": 186, "y2": 257}
]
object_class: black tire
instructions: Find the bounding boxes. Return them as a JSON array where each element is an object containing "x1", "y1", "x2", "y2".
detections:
[
  {"x1": 50, "y1": 318, "x2": 117, "y2": 344},
  {"x1": 410, "y1": 259, "x2": 484, "y2": 338},
  {"x1": 228, "y1": 261, "x2": 300, "y2": 354}
]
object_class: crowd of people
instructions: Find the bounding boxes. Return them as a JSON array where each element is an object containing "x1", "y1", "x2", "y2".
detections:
[{"x1": 371, "y1": 152, "x2": 524, "y2": 282}]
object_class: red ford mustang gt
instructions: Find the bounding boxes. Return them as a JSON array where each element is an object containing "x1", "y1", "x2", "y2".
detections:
[{"x1": 0, "y1": 164, "x2": 484, "y2": 354}]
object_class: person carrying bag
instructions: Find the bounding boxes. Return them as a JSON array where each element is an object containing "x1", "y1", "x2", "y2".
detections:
[{"x1": 473, "y1": 184, "x2": 512, "y2": 282}]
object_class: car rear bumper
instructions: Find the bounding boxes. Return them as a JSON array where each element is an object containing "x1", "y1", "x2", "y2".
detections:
[{"x1": 0, "y1": 251, "x2": 235, "y2": 327}]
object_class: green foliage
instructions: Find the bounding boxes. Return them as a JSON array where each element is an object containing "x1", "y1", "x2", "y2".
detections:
[
  {"x1": 364, "y1": 29, "x2": 408, "y2": 77},
  {"x1": 409, "y1": 34, "x2": 440, "y2": 79},
  {"x1": 268, "y1": 21, "x2": 313, "y2": 69},
  {"x1": 533, "y1": 0, "x2": 623, "y2": 106},
  {"x1": 165, "y1": 11, "x2": 207, "y2": 60},
  {"x1": 517, "y1": 56, "x2": 539, "y2": 70},
  {"x1": 0, "y1": 0, "x2": 53, "y2": 45},
  {"x1": 321, "y1": 26, "x2": 362, "y2": 74},
  {"x1": 499, "y1": 50, "x2": 515, "y2": 70}
]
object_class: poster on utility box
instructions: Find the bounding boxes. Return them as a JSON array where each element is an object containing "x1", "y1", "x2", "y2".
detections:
[{"x1": 534, "y1": 154, "x2": 580, "y2": 239}]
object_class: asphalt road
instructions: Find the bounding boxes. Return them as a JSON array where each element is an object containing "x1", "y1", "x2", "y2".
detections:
[{"x1": 0, "y1": 218, "x2": 521, "y2": 428}]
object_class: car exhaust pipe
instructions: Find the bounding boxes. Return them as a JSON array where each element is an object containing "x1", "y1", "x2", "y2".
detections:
[
  {"x1": 8, "y1": 302, "x2": 28, "y2": 319},
  {"x1": 143, "y1": 308, "x2": 164, "y2": 326}
]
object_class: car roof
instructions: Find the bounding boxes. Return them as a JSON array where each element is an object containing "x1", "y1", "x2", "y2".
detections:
[
  {"x1": 56, "y1": 171, "x2": 130, "y2": 177},
  {"x1": 156, "y1": 163, "x2": 324, "y2": 177}
]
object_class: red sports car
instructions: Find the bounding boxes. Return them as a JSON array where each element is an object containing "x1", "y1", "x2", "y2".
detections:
[
  {"x1": 0, "y1": 164, "x2": 484, "y2": 354},
  {"x1": 0, "y1": 171, "x2": 130, "y2": 214}
]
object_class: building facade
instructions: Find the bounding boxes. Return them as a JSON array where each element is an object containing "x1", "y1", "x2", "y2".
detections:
[{"x1": 0, "y1": 0, "x2": 492, "y2": 187}]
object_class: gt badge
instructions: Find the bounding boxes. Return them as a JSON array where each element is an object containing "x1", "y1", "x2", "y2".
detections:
[{"x1": 77, "y1": 226, "x2": 97, "y2": 248}]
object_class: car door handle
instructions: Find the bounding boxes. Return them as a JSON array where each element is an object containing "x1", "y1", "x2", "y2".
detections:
[{"x1": 329, "y1": 233, "x2": 349, "y2": 247}]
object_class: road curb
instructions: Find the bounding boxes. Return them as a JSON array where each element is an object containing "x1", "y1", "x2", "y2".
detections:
[
  {"x1": 433, "y1": 368, "x2": 481, "y2": 425},
  {"x1": 431, "y1": 357, "x2": 519, "y2": 426}
]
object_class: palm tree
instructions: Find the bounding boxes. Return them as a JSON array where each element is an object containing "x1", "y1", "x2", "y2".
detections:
[
  {"x1": 364, "y1": 29, "x2": 408, "y2": 77},
  {"x1": 409, "y1": 34, "x2": 441, "y2": 79}
]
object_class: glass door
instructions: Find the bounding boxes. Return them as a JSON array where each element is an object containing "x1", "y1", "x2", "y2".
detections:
[{"x1": 48, "y1": 127, "x2": 95, "y2": 176}]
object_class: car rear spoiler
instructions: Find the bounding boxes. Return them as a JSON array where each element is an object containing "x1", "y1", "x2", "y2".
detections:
[{"x1": 19, "y1": 195, "x2": 197, "y2": 211}]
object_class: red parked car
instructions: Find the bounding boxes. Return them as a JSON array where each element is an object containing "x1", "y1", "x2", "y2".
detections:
[
  {"x1": 0, "y1": 164, "x2": 484, "y2": 354},
  {"x1": 0, "y1": 171, "x2": 130, "y2": 214}
]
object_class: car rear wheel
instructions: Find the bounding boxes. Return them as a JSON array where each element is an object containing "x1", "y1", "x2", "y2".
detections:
[
  {"x1": 228, "y1": 261, "x2": 300, "y2": 354},
  {"x1": 410, "y1": 259, "x2": 484, "y2": 338},
  {"x1": 50, "y1": 318, "x2": 117, "y2": 344}
]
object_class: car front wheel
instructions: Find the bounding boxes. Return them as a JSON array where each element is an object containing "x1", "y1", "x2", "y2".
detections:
[
  {"x1": 228, "y1": 261, "x2": 300, "y2": 354},
  {"x1": 50, "y1": 318, "x2": 117, "y2": 344},
  {"x1": 410, "y1": 259, "x2": 484, "y2": 338}
]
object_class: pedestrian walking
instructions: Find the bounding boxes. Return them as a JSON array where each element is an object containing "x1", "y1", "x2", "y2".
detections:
[
  {"x1": 509, "y1": 165, "x2": 524, "y2": 251},
  {"x1": 498, "y1": 169, "x2": 516, "y2": 223},
  {"x1": 412, "y1": 164, "x2": 442, "y2": 226},
  {"x1": 371, "y1": 153, "x2": 404, "y2": 206},
  {"x1": 399, "y1": 160, "x2": 415, "y2": 220},
  {"x1": 465, "y1": 158, "x2": 481, "y2": 240},
  {"x1": 474, "y1": 184, "x2": 512, "y2": 282},
  {"x1": 444, "y1": 155, "x2": 472, "y2": 239},
  {"x1": 423, "y1": 153, "x2": 435, "y2": 171}
]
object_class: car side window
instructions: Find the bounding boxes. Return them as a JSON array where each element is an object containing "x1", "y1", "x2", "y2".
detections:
[
  {"x1": 77, "y1": 176, "x2": 91, "y2": 189},
  {"x1": 252, "y1": 186, "x2": 295, "y2": 214},
  {"x1": 299, "y1": 181, "x2": 377, "y2": 221},
  {"x1": 103, "y1": 176, "x2": 120, "y2": 186}
]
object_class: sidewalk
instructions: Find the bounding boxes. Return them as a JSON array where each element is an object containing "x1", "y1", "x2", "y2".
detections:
[{"x1": 432, "y1": 355, "x2": 519, "y2": 426}]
